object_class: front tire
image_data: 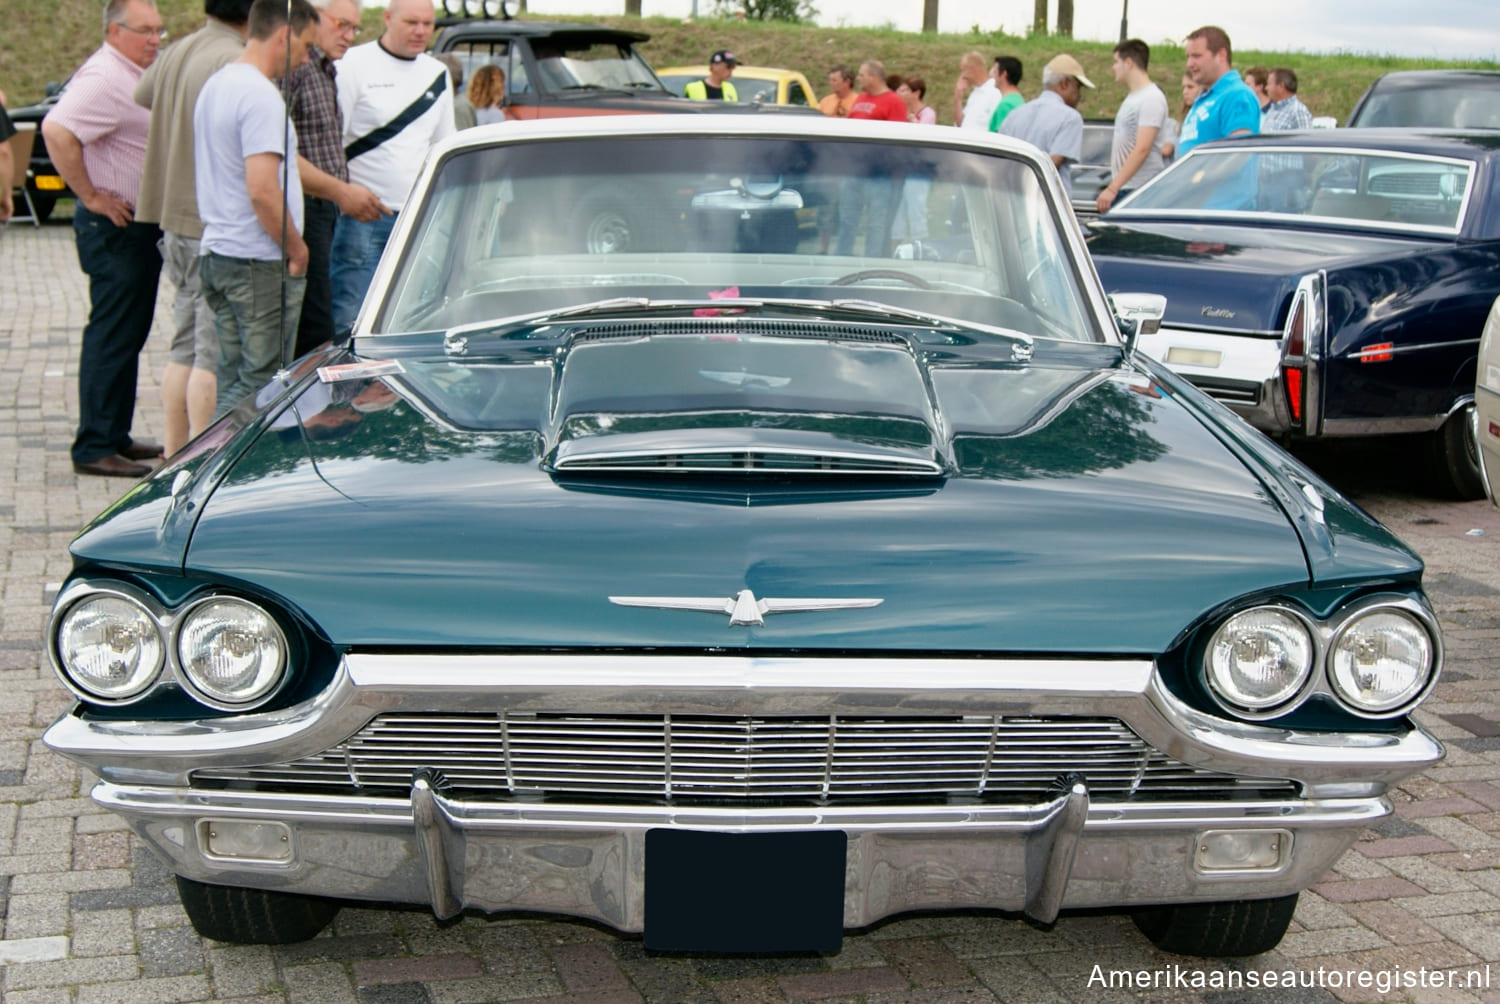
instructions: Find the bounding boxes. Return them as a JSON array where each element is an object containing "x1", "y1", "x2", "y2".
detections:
[
  {"x1": 1426, "y1": 403, "x2": 1485, "y2": 500},
  {"x1": 1130, "y1": 894, "x2": 1297, "y2": 957},
  {"x1": 176, "y1": 876, "x2": 339, "y2": 944}
]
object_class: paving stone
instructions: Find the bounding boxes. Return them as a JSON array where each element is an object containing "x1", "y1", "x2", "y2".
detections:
[
  {"x1": 207, "y1": 944, "x2": 280, "y2": 998},
  {"x1": 282, "y1": 961, "x2": 359, "y2": 1004},
  {"x1": 69, "y1": 908, "x2": 135, "y2": 958},
  {"x1": 352, "y1": 955, "x2": 484, "y2": 986},
  {"x1": 356, "y1": 985, "x2": 434, "y2": 1004},
  {"x1": 74, "y1": 974, "x2": 211, "y2": 1004},
  {"x1": 0, "y1": 935, "x2": 70, "y2": 964},
  {"x1": 137, "y1": 924, "x2": 205, "y2": 978},
  {"x1": 777, "y1": 965, "x2": 908, "y2": 998},
  {"x1": 2, "y1": 954, "x2": 138, "y2": 991}
]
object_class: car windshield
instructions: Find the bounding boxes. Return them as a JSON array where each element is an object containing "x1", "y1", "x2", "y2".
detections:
[
  {"x1": 1350, "y1": 77, "x2": 1500, "y2": 128},
  {"x1": 531, "y1": 41, "x2": 664, "y2": 91},
  {"x1": 1114, "y1": 147, "x2": 1474, "y2": 234},
  {"x1": 374, "y1": 134, "x2": 1101, "y2": 343}
]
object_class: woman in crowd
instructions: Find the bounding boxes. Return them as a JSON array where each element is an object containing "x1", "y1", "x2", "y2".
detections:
[
  {"x1": 897, "y1": 76, "x2": 936, "y2": 125},
  {"x1": 1158, "y1": 71, "x2": 1201, "y2": 162},
  {"x1": 468, "y1": 65, "x2": 508, "y2": 126}
]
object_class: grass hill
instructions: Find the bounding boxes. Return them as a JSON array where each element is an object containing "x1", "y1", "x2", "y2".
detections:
[{"x1": 5, "y1": 2, "x2": 1497, "y2": 123}]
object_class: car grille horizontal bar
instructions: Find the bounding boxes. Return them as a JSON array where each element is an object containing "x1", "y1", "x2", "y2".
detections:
[
  {"x1": 191, "y1": 713, "x2": 1300, "y2": 804},
  {"x1": 1186, "y1": 377, "x2": 1262, "y2": 407}
]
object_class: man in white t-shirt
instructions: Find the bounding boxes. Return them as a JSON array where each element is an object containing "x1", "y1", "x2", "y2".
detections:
[
  {"x1": 952, "y1": 51, "x2": 1000, "y2": 130},
  {"x1": 195, "y1": 0, "x2": 319, "y2": 414},
  {"x1": 329, "y1": 0, "x2": 454, "y2": 335},
  {"x1": 1097, "y1": 38, "x2": 1168, "y2": 214}
]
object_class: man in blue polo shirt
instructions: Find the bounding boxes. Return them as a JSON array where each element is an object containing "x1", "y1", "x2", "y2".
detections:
[{"x1": 1177, "y1": 25, "x2": 1260, "y2": 158}]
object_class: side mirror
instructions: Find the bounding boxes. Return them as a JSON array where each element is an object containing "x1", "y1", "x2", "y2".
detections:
[{"x1": 1109, "y1": 292, "x2": 1167, "y2": 358}]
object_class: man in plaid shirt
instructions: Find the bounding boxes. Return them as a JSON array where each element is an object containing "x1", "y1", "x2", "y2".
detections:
[
  {"x1": 288, "y1": 0, "x2": 387, "y2": 357},
  {"x1": 1263, "y1": 68, "x2": 1313, "y2": 132}
]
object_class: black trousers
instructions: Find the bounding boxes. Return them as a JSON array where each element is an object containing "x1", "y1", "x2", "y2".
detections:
[
  {"x1": 70, "y1": 208, "x2": 162, "y2": 464},
  {"x1": 294, "y1": 195, "x2": 338, "y2": 359}
]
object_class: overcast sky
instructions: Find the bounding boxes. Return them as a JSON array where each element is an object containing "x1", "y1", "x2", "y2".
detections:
[{"x1": 519, "y1": 0, "x2": 1500, "y2": 62}]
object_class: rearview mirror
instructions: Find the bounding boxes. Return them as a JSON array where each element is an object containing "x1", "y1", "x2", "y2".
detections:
[{"x1": 1110, "y1": 292, "x2": 1167, "y2": 358}]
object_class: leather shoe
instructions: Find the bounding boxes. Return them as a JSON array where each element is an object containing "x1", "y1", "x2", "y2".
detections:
[
  {"x1": 121, "y1": 439, "x2": 164, "y2": 461},
  {"x1": 74, "y1": 454, "x2": 153, "y2": 478}
]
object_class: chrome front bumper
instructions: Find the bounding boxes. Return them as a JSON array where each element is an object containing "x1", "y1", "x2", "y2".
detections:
[{"x1": 46, "y1": 654, "x2": 1443, "y2": 931}]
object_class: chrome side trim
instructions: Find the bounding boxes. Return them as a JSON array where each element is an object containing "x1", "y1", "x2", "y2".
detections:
[
  {"x1": 1322, "y1": 415, "x2": 1448, "y2": 436},
  {"x1": 1347, "y1": 338, "x2": 1483, "y2": 361}
]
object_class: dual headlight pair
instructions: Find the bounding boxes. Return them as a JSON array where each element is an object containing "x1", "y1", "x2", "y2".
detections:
[
  {"x1": 1203, "y1": 597, "x2": 1438, "y2": 720},
  {"x1": 50, "y1": 586, "x2": 287, "y2": 711}
]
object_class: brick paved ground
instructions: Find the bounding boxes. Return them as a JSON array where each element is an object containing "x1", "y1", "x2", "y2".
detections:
[{"x1": 2, "y1": 220, "x2": 1499, "y2": 1002}]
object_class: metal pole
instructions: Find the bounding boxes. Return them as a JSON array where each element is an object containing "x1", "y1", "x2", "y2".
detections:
[{"x1": 1119, "y1": 0, "x2": 1128, "y2": 41}]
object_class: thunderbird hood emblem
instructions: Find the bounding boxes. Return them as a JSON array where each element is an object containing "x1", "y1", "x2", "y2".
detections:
[{"x1": 610, "y1": 589, "x2": 883, "y2": 627}]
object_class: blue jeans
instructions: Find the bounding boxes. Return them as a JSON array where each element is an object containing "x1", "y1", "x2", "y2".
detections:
[
  {"x1": 70, "y1": 209, "x2": 162, "y2": 463},
  {"x1": 199, "y1": 253, "x2": 306, "y2": 416},
  {"x1": 836, "y1": 177, "x2": 896, "y2": 257},
  {"x1": 330, "y1": 211, "x2": 397, "y2": 336}
]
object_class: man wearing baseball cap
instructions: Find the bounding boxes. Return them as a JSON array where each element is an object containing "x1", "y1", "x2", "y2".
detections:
[
  {"x1": 998, "y1": 53, "x2": 1094, "y2": 197},
  {"x1": 685, "y1": 50, "x2": 738, "y2": 101}
]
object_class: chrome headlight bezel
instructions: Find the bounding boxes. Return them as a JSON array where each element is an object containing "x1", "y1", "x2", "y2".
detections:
[
  {"x1": 172, "y1": 596, "x2": 290, "y2": 711},
  {"x1": 49, "y1": 583, "x2": 167, "y2": 705},
  {"x1": 48, "y1": 581, "x2": 294, "y2": 713},
  {"x1": 1201, "y1": 605, "x2": 1319, "y2": 719},
  {"x1": 1198, "y1": 594, "x2": 1441, "y2": 723}
]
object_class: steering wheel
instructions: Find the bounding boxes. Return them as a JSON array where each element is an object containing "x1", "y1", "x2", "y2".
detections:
[{"x1": 829, "y1": 269, "x2": 935, "y2": 290}]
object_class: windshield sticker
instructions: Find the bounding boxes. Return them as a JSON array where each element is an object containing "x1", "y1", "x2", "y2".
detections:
[{"x1": 318, "y1": 360, "x2": 406, "y2": 384}]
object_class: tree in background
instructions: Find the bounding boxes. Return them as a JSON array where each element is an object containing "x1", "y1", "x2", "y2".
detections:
[{"x1": 715, "y1": 0, "x2": 817, "y2": 21}]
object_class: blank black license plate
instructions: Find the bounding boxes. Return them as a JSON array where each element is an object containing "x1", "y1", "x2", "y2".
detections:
[{"x1": 644, "y1": 829, "x2": 846, "y2": 953}]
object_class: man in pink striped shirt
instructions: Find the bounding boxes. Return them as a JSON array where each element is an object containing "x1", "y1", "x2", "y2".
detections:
[{"x1": 42, "y1": 0, "x2": 166, "y2": 477}]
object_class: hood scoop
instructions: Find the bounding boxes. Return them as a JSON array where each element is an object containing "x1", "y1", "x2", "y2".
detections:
[
  {"x1": 548, "y1": 330, "x2": 945, "y2": 477},
  {"x1": 553, "y1": 431, "x2": 944, "y2": 476}
]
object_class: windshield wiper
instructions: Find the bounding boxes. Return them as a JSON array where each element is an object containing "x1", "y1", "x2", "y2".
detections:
[{"x1": 441, "y1": 296, "x2": 1035, "y2": 357}]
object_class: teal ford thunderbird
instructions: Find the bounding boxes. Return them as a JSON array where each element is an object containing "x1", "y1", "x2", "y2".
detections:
[{"x1": 43, "y1": 116, "x2": 1443, "y2": 958}]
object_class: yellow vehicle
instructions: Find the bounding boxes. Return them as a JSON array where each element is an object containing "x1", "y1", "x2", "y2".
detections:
[{"x1": 656, "y1": 65, "x2": 817, "y2": 107}]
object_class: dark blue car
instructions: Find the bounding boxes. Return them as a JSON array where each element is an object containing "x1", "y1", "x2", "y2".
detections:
[{"x1": 1089, "y1": 129, "x2": 1500, "y2": 498}]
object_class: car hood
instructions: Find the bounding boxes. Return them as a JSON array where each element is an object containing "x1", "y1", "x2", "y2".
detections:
[
  {"x1": 79, "y1": 338, "x2": 1417, "y2": 654},
  {"x1": 1088, "y1": 220, "x2": 1437, "y2": 332}
]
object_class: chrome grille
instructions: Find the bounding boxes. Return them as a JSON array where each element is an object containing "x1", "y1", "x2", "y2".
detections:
[
  {"x1": 191, "y1": 713, "x2": 1299, "y2": 804},
  {"x1": 1368, "y1": 172, "x2": 1441, "y2": 197}
]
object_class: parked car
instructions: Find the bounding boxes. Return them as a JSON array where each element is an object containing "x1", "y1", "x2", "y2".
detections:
[
  {"x1": 1348, "y1": 70, "x2": 1500, "y2": 129},
  {"x1": 6, "y1": 83, "x2": 71, "y2": 221},
  {"x1": 1070, "y1": 118, "x2": 1114, "y2": 220},
  {"x1": 1089, "y1": 129, "x2": 1500, "y2": 499},
  {"x1": 433, "y1": 16, "x2": 774, "y2": 120},
  {"x1": 43, "y1": 115, "x2": 1444, "y2": 958},
  {"x1": 656, "y1": 65, "x2": 817, "y2": 107},
  {"x1": 1480, "y1": 296, "x2": 1500, "y2": 502}
]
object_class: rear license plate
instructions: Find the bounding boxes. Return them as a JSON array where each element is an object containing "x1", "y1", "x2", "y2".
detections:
[
  {"x1": 644, "y1": 829, "x2": 846, "y2": 952},
  {"x1": 1165, "y1": 347, "x2": 1223, "y2": 368}
]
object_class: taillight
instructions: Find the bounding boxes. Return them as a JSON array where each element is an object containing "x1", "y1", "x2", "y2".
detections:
[{"x1": 1279, "y1": 274, "x2": 1324, "y2": 430}]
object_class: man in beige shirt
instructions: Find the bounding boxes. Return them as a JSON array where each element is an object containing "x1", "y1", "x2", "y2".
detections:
[{"x1": 134, "y1": 0, "x2": 252, "y2": 456}]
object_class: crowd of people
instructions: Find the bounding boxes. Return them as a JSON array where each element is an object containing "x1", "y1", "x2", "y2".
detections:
[{"x1": 1, "y1": 5, "x2": 1318, "y2": 477}]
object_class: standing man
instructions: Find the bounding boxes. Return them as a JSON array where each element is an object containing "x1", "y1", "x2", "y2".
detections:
[
  {"x1": 819, "y1": 66, "x2": 856, "y2": 118},
  {"x1": 1097, "y1": 39, "x2": 1167, "y2": 213},
  {"x1": 999, "y1": 55, "x2": 1093, "y2": 198},
  {"x1": 1263, "y1": 68, "x2": 1313, "y2": 131},
  {"x1": 288, "y1": 0, "x2": 389, "y2": 359},
  {"x1": 330, "y1": 0, "x2": 453, "y2": 336},
  {"x1": 1177, "y1": 26, "x2": 1261, "y2": 158},
  {"x1": 43, "y1": 0, "x2": 164, "y2": 477},
  {"x1": 837, "y1": 60, "x2": 906, "y2": 257},
  {"x1": 0, "y1": 100, "x2": 14, "y2": 222},
  {"x1": 985, "y1": 57, "x2": 1025, "y2": 132},
  {"x1": 684, "y1": 51, "x2": 738, "y2": 101},
  {"x1": 195, "y1": 0, "x2": 319, "y2": 414},
  {"x1": 135, "y1": 0, "x2": 254, "y2": 458},
  {"x1": 952, "y1": 52, "x2": 999, "y2": 130}
]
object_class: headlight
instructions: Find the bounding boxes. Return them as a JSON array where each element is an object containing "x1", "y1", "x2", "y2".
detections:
[
  {"x1": 1330, "y1": 609, "x2": 1433, "y2": 713},
  {"x1": 1205, "y1": 608, "x2": 1314, "y2": 712},
  {"x1": 56, "y1": 595, "x2": 164, "y2": 700},
  {"x1": 176, "y1": 599, "x2": 287, "y2": 707}
]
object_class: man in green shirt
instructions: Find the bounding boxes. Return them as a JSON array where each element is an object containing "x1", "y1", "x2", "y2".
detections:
[{"x1": 987, "y1": 56, "x2": 1025, "y2": 131}]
